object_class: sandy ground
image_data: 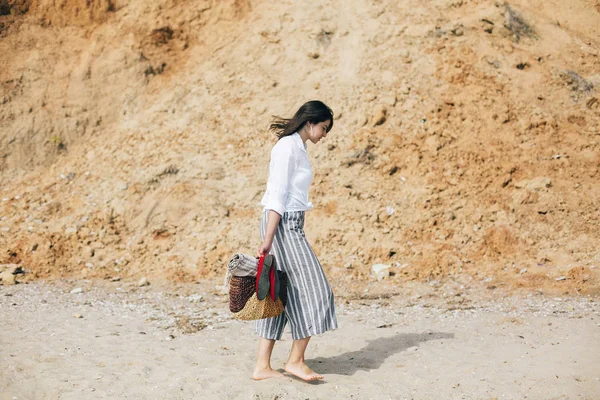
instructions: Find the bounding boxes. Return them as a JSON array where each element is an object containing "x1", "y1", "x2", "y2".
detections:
[{"x1": 1, "y1": 280, "x2": 599, "y2": 400}]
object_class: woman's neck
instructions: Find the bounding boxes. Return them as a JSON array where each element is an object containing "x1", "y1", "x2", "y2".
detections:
[{"x1": 298, "y1": 128, "x2": 309, "y2": 144}]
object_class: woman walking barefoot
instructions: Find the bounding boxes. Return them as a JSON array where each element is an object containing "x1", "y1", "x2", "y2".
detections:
[{"x1": 253, "y1": 100, "x2": 338, "y2": 382}]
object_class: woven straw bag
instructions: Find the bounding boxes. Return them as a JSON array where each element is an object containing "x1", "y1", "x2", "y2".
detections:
[{"x1": 229, "y1": 254, "x2": 287, "y2": 321}]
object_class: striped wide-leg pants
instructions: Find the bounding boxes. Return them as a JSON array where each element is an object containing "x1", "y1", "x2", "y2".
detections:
[{"x1": 254, "y1": 211, "x2": 338, "y2": 340}]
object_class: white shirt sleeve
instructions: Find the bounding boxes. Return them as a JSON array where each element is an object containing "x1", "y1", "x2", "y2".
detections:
[{"x1": 263, "y1": 140, "x2": 296, "y2": 216}]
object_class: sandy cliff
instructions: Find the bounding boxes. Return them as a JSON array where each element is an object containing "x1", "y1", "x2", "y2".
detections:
[{"x1": 1, "y1": 0, "x2": 599, "y2": 294}]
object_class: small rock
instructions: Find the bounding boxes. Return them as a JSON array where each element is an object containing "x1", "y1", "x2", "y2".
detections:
[
  {"x1": 381, "y1": 94, "x2": 397, "y2": 107},
  {"x1": 555, "y1": 276, "x2": 566, "y2": 281},
  {"x1": 371, "y1": 264, "x2": 392, "y2": 281},
  {"x1": 187, "y1": 294, "x2": 204, "y2": 303},
  {"x1": 451, "y1": 25, "x2": 464, "y2": 36},
  {"x1": 111, "y1": 276, "x2": 121, "y2": 282},
  {"x1": 519, "y1": 268, "x2": 528, "y2": 275},
  {"x1": 514, "y1": 177, "x2": 552, "y2": 191},
  {"x1": 84, "y1": 247, "x2": 94, "y2": 258},
  {"x1": 70, "y1": 288, "x2": 83, "y2": 294},
  {"x1": 138, "y1": 277, "x2": 149, "y2": 287},
  {"x1": 0, "y1": 271, "x2": 17, "y2": 285},
  {"x1": 73, "y1": 313, "x2": 83, "y2": 319},
  {"x1": 371, "y1": 105, "x2": 387, "y2": 126},
  {"x1": 0, "y1": 264, "x2": 22, "y2": 274}
]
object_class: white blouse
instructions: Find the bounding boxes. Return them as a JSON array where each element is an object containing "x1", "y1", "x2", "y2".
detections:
[{"x1": 261, "y1": 132, "x2": 313, "y2": 216}]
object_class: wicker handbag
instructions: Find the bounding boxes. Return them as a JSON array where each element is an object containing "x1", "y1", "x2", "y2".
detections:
[{"x1": 229, "y1": 254, "x2": 287, "y2": 321}]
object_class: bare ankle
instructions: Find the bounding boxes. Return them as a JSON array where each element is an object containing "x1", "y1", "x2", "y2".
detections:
[{"x1": 252, "y1": 366, "x2": 283, "y2": 380}]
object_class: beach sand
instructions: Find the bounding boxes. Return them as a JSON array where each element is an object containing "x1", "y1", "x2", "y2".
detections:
[{"x1": 1, "y1": 280, "x2": 598, "y2": 400}]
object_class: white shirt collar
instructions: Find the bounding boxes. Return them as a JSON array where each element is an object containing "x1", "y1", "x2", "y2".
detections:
[{"x1": 292, "y1": 132, "x2": 307, "y2": 153}]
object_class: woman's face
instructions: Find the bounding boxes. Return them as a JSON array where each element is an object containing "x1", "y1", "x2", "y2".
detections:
[{"x1": 307, "y1": 120, "x2": 331, "y2": 144}]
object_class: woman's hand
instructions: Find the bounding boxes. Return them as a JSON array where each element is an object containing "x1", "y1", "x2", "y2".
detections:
[
  {"x1": 257, "y1": 240, "x2": 272, "y2": 257},
  {"x1": 257, "y1": 210, "x2": 281, "y2": 257}
]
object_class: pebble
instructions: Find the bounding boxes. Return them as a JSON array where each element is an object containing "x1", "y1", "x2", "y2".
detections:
[
  {"x1": 187, "y1": 294, "x2": 204, "y2": 303},
  {"x1": 372, "y1": 264, "x2": 392, "y2": 281},
  {"x1": 138, "y1": 277, "x2": 150, "y2": 287},
  {"x1": 70, "y1": 288, "x2": 83, "y2": 294},
  {"x1": 0, "y1": 264, "x2": 22, "y2": 274},
  {"x1": 0, "y1": 271, "x2": 17, "y2": 285},
  {"x1": 371, "y1": 104, "x2": 387, "y2": 126},
  {"x1": 555, "y1": 276, "x2": 566, "y2": 281},
  {"x1": 73, "y1": 313, "x2": 83, "y2": 319},
  {"x1": 514, "y1": 177, "x2": 552, "y2": 191}
]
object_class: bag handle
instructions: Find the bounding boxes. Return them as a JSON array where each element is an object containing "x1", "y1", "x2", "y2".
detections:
[{"x1": 255, "y1": 254, "x2": 265, "y2": 294}]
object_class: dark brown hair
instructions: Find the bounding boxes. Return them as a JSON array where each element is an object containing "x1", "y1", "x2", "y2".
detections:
[{"x1": 269, "y1": 100, "x2": 334, "y2": 139}]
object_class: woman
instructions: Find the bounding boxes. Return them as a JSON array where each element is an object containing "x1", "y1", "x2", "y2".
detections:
[{"x1": 253, "y1": 100, "x2": 338, "y2": 382}]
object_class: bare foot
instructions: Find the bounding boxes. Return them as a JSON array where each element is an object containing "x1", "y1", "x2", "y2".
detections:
[
  {"x1": 284, "y1": 361, "x2": 323, "y2": 382},
  {"x1": 252, "y1": 367, "x2": 284, "y2": 381}
]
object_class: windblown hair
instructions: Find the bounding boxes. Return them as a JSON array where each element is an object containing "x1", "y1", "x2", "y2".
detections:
[{"x1": 269, "y1": 100, "x2": 334, "y2": 139}]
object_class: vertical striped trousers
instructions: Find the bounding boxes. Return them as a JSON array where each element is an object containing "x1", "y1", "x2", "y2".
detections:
[{"x1": 255, "y1": 211, "x2": 338, "y2": 340}]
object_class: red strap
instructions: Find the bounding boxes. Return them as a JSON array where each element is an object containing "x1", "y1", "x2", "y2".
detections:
[
  {"x1": 255, "y1": 254, "x2": 265, "y2": 293},
  {"x1": 269, "y1": 266, "x2": 276, "y2": 301}
]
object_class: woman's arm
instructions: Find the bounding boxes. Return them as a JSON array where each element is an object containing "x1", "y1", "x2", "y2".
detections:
[{"x1": 257, "y1": 210, "x2": 281, "y2": 256}]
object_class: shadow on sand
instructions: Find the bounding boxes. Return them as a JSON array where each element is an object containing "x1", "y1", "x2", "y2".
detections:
[{"x1": 309, "y1": 331, "x2": 454, "y2": 376}]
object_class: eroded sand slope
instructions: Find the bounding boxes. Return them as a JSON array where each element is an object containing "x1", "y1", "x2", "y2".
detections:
[{"x1": 0, "y1": 0, "x2": 599, "y2": 294}]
